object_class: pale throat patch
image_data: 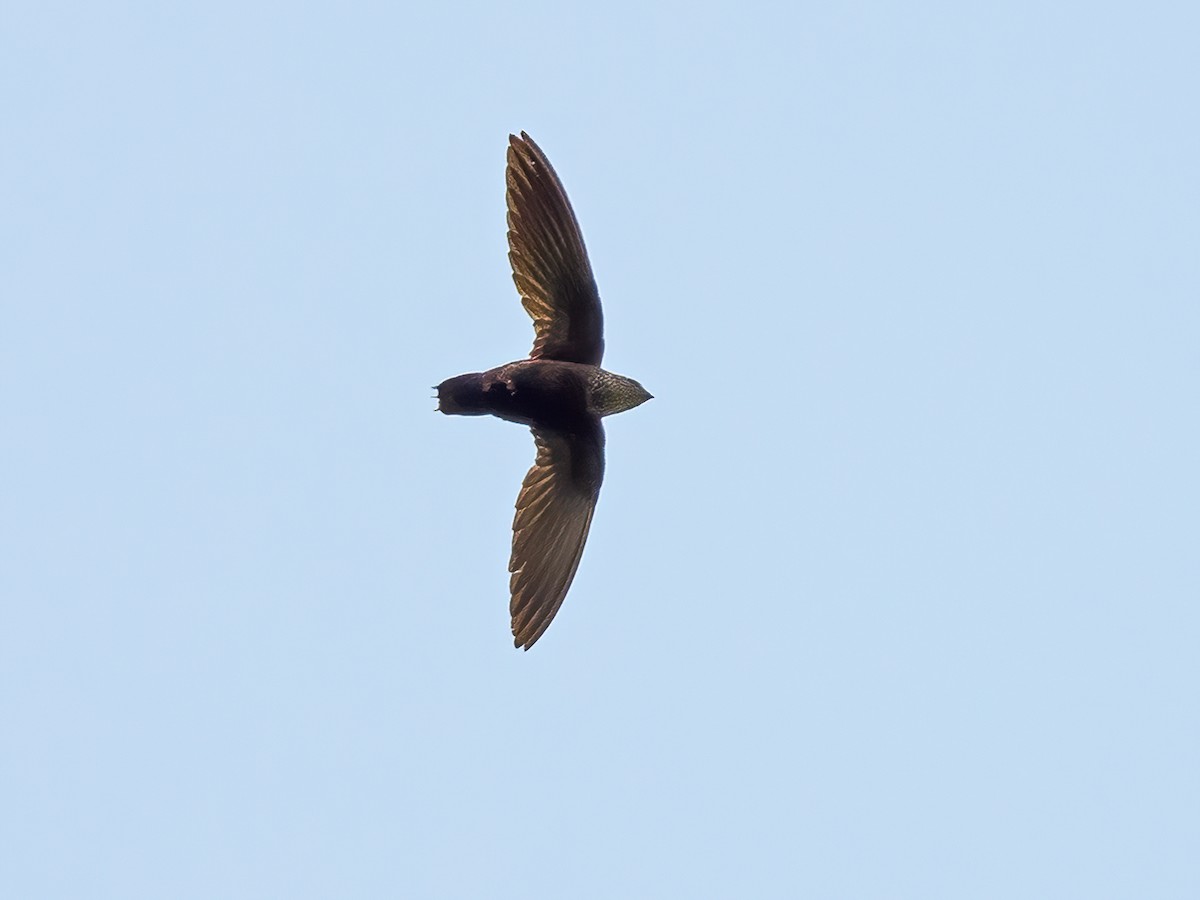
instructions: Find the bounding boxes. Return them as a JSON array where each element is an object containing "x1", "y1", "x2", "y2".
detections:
[{"x1": 587, "y1": 369, "x2": 651, "y2": 417}]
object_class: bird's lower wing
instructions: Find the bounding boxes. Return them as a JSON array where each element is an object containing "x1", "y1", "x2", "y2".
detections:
[{"x1": 509, "y1": 421, "x2": 605, "y2": 649}]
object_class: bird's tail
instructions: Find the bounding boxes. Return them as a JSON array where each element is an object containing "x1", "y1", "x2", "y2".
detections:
[{"x1": 436, "y1": 372, "x2": 491, "y2": 416}]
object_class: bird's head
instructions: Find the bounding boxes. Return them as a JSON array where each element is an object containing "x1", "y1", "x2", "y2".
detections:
[{"x1": 588, "y1": 370, "x2": 653, "y2": 417}]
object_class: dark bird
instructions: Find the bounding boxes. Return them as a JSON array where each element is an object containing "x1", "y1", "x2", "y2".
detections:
[{"x1": 437, "y1": 133, "x2": 652, "y2": 650}]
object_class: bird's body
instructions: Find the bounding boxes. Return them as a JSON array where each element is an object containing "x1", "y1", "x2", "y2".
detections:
[
  {"x1": 437, "y1": 133, "x2": 650, "y2": 650},
  {"x1": 438, "y1": 359, "x2": 650, "y2": 427}
]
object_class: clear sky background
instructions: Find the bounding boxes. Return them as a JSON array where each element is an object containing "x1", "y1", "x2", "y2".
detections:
[{"x1": 2, "y1": 2, "x2": 1197, "y2": 897}]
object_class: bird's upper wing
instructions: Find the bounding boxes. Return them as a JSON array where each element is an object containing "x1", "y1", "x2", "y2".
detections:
[
  {"x1": 509, "y1": 418, "x2": 605, "y2": 649},
  {"x1": 506, "y1": 132, "x2": 605, "y2": 366}
]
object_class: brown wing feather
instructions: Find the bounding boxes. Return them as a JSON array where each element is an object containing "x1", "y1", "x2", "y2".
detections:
[
  {"x1": 506, "y1": 133, "x2": 605, "y2": 366},
  {"x1": 509, "y1": 422, "x2": 605, "y2": 649}
]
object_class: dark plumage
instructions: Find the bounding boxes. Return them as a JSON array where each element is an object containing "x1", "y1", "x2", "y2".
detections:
[{"x1": 437, "y1": 133, "x2": 651, "y2": 650}]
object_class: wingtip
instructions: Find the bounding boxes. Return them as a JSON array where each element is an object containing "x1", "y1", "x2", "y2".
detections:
[
  {"x1": 510, "y1": 131, "x2": 540, "y2": 155},
  {"x1": 512, "y1": 621, "x2": 544, "y2": 651}
]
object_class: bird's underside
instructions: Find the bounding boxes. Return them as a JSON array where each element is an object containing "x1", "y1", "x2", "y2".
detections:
[{"x1": 436, "y1": 132, "x2": 649, "y2": 649}]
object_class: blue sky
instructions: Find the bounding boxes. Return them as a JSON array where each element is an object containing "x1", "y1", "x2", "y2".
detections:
[{"x1": 2, "y1": 2, "x2": 1198, "y2": 897}]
